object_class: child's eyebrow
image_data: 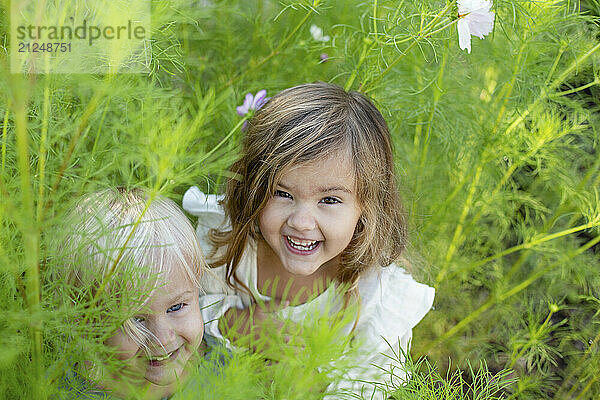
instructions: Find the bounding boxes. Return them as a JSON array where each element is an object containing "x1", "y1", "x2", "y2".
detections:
[
  {"x1": 168, "y1": 290, "x2": 195, "y2": 302},
  {"x1": 278, "y1": 182, "x2": 353, "y2": 194},
  {"x1": 316, "y1": 185, "x2": 353, "y2": 194}
]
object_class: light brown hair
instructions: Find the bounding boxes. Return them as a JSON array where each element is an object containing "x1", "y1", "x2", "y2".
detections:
[{"x1": 211, "y1": 82, "x2": 407, "y2": 294}]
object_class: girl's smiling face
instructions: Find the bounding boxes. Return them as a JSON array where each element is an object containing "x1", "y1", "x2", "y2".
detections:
[
  {"x1": 104, "y1": 265, "x2": 203, "y2": 394},
  {"x1": 258, "y1": 152, "x2": 362, "y2": 278}
]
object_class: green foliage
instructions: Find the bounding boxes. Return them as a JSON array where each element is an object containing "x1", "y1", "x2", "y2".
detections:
[{"x1": 0, "y1": 0, "x2": 599, "y2": 398}]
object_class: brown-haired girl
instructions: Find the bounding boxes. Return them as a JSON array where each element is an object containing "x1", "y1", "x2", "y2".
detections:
[{"x1": 183, "y1": 82, "x2": 434, "y2": 399}]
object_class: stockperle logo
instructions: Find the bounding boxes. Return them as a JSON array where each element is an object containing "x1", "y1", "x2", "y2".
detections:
[{"x1": 11, "y1": 0, "x2": 151, "y2": 74}]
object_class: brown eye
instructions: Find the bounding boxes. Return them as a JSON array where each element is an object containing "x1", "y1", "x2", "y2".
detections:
[
  {"x1": 321, "y1": 196, "x2": 341, "y2": 205},
  {"x1": 275, "y1": 190, "x2": 292, "y2": 199}
]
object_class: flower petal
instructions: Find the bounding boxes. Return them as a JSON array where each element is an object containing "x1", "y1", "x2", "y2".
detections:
[
  {"x1": 257, "y1": 97, "x2": 270, "y2": 110},
  {"x1": 457, "y1": 0, "x2": 494, "y2": 45},
  {"x1": 468, "y1": 11, "x2": 494, "y2": 38},
  {"x1": 310, "y1": 24, "x2": 323, "y2": 41},
  {"x1": 236, "y1": 105, "x2": 248, "y2": 116},
  {"x1": 457, "y1": 18, "x2": 472, "y2": 53},
  {"x1": 243, "y1": 93, "x2": 254, "y2": 108},
  {"x1": 252, "y1": 90, "x2": 267, "y2": 109}
]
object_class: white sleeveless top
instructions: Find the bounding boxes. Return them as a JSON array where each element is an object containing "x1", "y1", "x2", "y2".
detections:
[{"x1": 183, "y1": 186, "x2": 435, "y2": 399}]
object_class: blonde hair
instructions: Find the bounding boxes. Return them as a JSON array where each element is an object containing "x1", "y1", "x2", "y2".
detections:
[
  {"x1": 58, "y1": 187, "x2": 206, "y2": 350},
  {"x1": 211, "y1": 82, "x2": 407, "y2": 294}
]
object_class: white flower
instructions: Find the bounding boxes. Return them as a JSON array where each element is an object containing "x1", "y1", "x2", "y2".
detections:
[
  {"x1": 457, "y1": 0, "x2": 495, "y2": 53},
  {"x1": 310, "y1": 24, "x2": 330, "y2": 42}
]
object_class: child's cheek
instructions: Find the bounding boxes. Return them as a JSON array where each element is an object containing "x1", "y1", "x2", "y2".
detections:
[
  {"x1": 184, "y1": 304, "x2": 204, "y2": 348},
  {"x1": 105, "y1": 331, "x2": 141, "y2": 361}
]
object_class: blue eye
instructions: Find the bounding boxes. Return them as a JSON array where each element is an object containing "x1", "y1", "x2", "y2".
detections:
[
  {"x1": 167, "y1": 303, "x2": 185, "y2": 313},
  {"x1": 321, "y1": 197, "x2": 341, "y2": 205},
  {"x1": 275, "y1": 190, "x2": 292, "y2": 199}
]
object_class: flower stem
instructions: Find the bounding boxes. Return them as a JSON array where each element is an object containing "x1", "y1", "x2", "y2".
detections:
[
  {"x1": 507, "y1": 310, "x2": 555, "y2": 369},
  {"x1": 557, "y1": 330, "x2": 600, "y2": 397},
  {"x1": 414, "y1": 44, "x2": 447, "y2": 195},
  {"x1": 491, "y1": 41, "x2": 526, "y2": 134},
  {"x1": 544, "y1": 43, "x2": 566, "y2": 86},
  {"x1": 47, "y1": 88, "x2": 104, "y2": 202},
  {"x1": 12, "y1": 75, "x2": 43, "y2": 396},
  {"x1": 505, "y1": 41, "x2": 600, "y2": 136},
  {"x1": 36, "y1": 84, "x2": 50, "y2": 225},
  {"x1": 344, "y1": 40, "x2": 372, "y2": 91},
  {"x1": 450, "y1": 121, "x2": 575, "y2": 261},
  {"x1": 551, "y1": 78, "x2": 600, "y2": 97},
  {"x1": 1, "y1": 105, "x2": 8, "y2": 175},
  {"x1": 573, "y1": 376, "x2": 599, "y2": 400},
  {"x1": 465, "y1": 220, "x2": 599, "y2": 273},
  {"x1": 195, "y1": 117, "x2": 247, "y2": 166},
  {"x1": 226, "y1": 3, "x2": 318, "y2": 88},
  {"x1": 90, "y1": 195, "x2": 155, "y2": 306},
  {"x1": 436, "y1": 164, "x2": 482, "y2": 284},
  {"x1": 372, "y1": 0, "x2": 378, "y2": 41},
  {"x1": 427, "y1": 233, "x2": 600, "y2": 352},
  {"x1": 361, "y1": 2, "x2": 453, "y2": 93},
  {"x1": 361, "y1": 40, "x2": 418, "y2": 93}
]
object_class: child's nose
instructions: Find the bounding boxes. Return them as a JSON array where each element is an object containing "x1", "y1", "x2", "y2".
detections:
[
  {"x1": 150, "y1": 320, "x2": 176, "y2": 350},
  {"x1": 287, "y1": 204, "x2": 317, "y2": 231}
]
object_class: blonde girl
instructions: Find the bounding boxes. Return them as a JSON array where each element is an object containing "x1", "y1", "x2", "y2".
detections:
[
  {"x1": 57, "y1": 188, "x2": 207, "y2": 399},
  {"x1": 183, "y1": 82, "x2": 434, "y2": 399}
]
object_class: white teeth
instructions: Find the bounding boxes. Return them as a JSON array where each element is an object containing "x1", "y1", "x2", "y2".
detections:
[
  {"x1": 150, "y1": 351, "x2": 174, "y2": 362},
  {"x1": 286, "y1": 236, "x2": 319, "y2": 251}
]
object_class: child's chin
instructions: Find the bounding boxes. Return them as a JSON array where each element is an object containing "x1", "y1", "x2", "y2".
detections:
[
  {"x1": 144, "y1": 362, "x2": 190, "y2": 389},
  {"x1": 144, "y1": 367, "x2": 184, "y2": 387}
]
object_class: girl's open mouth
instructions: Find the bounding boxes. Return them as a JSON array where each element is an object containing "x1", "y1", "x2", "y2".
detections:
[
  {"x1": 147, "y1": 347, "x2": 180, "y2": 367},
  {"x1": 285, "y1": 236, "x2": 320, "y2": 254}
]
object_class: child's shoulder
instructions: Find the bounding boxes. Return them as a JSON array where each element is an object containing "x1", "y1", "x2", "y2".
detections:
[
  {"x1": 357, "y1": 264, "x2": 435, "y2": 336},
  {"x1": 358, "y1": 264, "x2": 434, "y2": 297}
]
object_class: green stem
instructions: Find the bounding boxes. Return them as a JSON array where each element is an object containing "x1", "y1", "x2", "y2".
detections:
[
  {"x1": 449, "y1": 124, "x2": 575, "y2": 267},
  {"x1": 505, "y1": 41, "x2": 600, "y2": 136},
  {"x1": 491, "y1": 41, "x2": 526, "y2": 135},
  {"x1": 415, "y1": 45, "x2": 447, "y2": 195},
  {"x1": 36, "y1": 84, "x2": 50, "y2": 224},
  {"x1": 461, "y1": 220, "x2": 600, "y2": 274},
  {"x1": 544, "y1": 43, "x2": 566, "y2": 86},
  {"x1": 422, "y1": 2, "x2": 453, "y2": 32},
  {"x1": 372, "y1": 0, "x2": 378, "y2": 41},
  {"x1": 49, "y1": 90, "x2": 103, "y2": 195},
  {"x1": 428, "y1": 233, "x2": 600, "y2": 352},
  {"x1": 421, "y1": 166, "x2": 476, "y2": 233},
  {"x1": 1, "y1": 105, "x2": 9, "y2": 176},
  {"x1": 345, "y1": 40, "x2": 372, "y2": 91},
  {"x1": 362, "y1": 3, "x2": 453, "y2": 93},
  {"x1": 12, "y1": 77, "x2": 43, "y2": 392},
  {"x1": 507, "y1": 310, "x2": 554, "y2": 369},
  {"x1": 435, "y1": 41, "x2": 600, "y2": 284},
  {"x1": 226, "y1": 2, "x2": 318, "y2": 88},
  {"x1": 362, "y1": 40, "x2": 418, "y2": 93},
  {"x1": 195, "y1": 117, "x2": 247, "y2": 165},
  {"x1": 436, "y1": 164, "x2": 482, "y2": 284},
  {"x1": 574, "y1": 376, "x2": 598, "y2": 400},
  {"x1": 90, "y1": 198, "x2": 154, "y2": 305},
  {"x1": 557, "y1": 330, "x2": 600, "y2": 397},
  {"x1": 551, "y1": 78, "x2": 600, "y2": 97}
]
